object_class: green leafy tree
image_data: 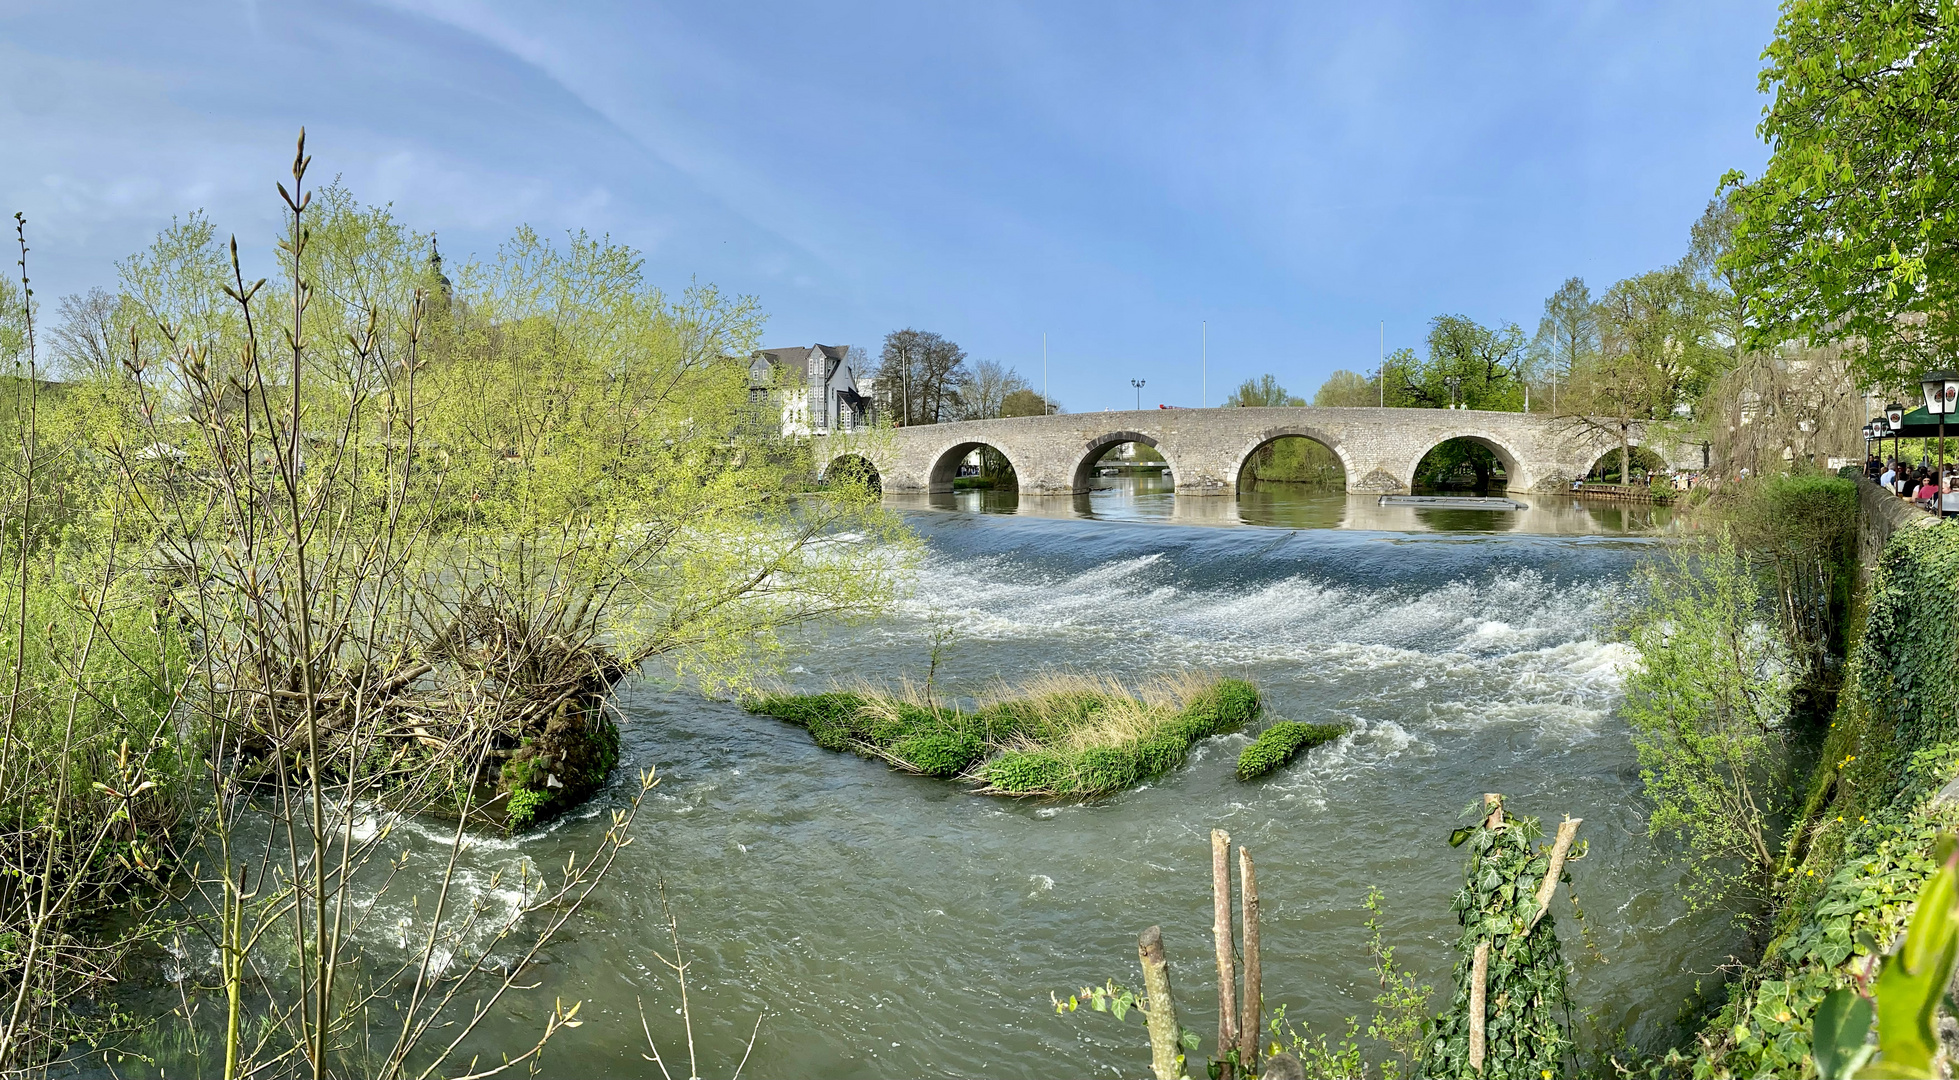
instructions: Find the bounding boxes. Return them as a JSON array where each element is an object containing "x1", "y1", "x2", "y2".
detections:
[
  {"x1": 1529, "y1": 277, "x2": 1598, "y2": 414},
  {"x1": 1225, "y1": 374, "x2": 1304, "y2": 407},
  {"x1": 1623, "y1": 535, "x2": 1792, "y2": 925},
  {"x1": 1000, "y1": 387, "x2": 1059, "y2": 416},
  {"x1": 1388, "y1": 316, "x2": 1526, "y2": 410},
  {"x1": 1562, "y1": 268, "x2": 1716, "y2": 483},
  {"x1": 1724, "y1": 0, "x2": 1959, "y2": 394},
  {"x1": 1312, "y1": 369, "x2": 1378, "y2": 407}
]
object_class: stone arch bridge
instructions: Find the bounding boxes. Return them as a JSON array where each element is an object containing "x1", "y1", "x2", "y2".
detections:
[{"x1": 821, "y1": 406, "x2": 1678, "y2": 496}]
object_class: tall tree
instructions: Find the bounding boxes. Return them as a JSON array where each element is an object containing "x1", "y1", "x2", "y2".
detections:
[
  {"x1": 1388, "y1": 316, "x2": 1526, "y2": 409},
  {"x1": 1225, "y1": 374, "x2": 1304, "y2": 407},
  {"x1": 48, "y1": 288, "x2": 132, "y2": 381},
  {"x1": 874, "y1": 329, "x2": 969, "y2": 425},
  {"x1": 1311, "y1": 369, "x2": 1378, "y2": 407},
  {"x1": 960, "y1": 359, "x2": 1031, "y2": 420},
  {"x1": 1562, "y1": 267, "x2": 1716, "y2": 484},
  {"x1": 1530, "y1": 278, "x2": 1599, "y2": 413},
  {"x1": 1724, "y1": 0, "x2": 1959, "y2": 393}
]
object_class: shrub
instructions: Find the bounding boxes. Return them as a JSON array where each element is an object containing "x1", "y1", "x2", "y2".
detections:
[
  {"x1": 977, "y1": 751, "x2": 1071, "y2": 794},
  {"x1": 1236, "y1": 720, "x2": 1347, "y2": 780},
  {"x1": 505, "y1": 786, "x2": 551, "y2": 830},
  {"x1": 892, "y1": 732, "x2": 983, "y2": 777}
]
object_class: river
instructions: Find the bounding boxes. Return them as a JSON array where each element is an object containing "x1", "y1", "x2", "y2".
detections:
[{"x1": 258, "y1": 483, "x2": 1728, "y2": 1077}]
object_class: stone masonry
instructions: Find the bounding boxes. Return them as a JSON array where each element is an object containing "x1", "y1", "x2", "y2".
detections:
[{"x1": 821, "y1": 406, "x2": 1680, "y2": 496}]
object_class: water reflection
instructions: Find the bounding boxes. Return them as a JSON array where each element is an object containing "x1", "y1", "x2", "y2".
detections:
[{"x1": 898, "y1": 477, "x2": 1674, "y2": 535}]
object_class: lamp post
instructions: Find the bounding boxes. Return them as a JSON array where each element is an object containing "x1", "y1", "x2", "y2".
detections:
[
  {"x1": 1131, "y1": 378, "x2": 1146, "y2": 411},
  {"x1": 1920, "y1": 373, "x2": 1959, "y2": 515},
  {"x1": 1445, "y1": 375, "x2": 1463, "y2": 410},
  {"x1": 1887, "y1": 402, "x2": 1906, "y2": 471}
]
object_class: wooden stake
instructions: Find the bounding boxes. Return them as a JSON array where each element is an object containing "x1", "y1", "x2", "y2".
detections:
[
  {"x1": 1527, "y1": 817, "x2": 1583, "y2": 935},
  {"x1": 1482, "y1": 791, "x2": 1504, "y2": 830},
  {"x1": 1211, "y1": 828, "x2": 1238, "y2": 1080},
  {"x1": 1139, "y1": 926, "x2": 1185, "y2": 1080},
  {"x1": 1468, "y1": 940, "x2": 1491, "y2": 1073},
  {"x1": 1237, "y1": 845, "x2": 1261, "y2": 1074}
]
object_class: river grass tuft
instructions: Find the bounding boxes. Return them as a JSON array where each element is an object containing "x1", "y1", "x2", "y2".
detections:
[{"x1": 745, "y1": 671, "x2": 1260, "y2": 796}]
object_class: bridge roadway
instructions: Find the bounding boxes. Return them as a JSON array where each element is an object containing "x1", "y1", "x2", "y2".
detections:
[{"x1": 821, "y1": 406, "x2": 1675, "y2": 497}]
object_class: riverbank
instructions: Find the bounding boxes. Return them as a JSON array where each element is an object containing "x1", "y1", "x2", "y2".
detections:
[{"x1": 1692, "y1": 484, "x2": 1959, "y2": 1076}]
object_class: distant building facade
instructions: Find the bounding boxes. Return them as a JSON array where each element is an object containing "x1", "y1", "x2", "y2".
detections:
[{"x1": 747, "y1": 343, "x2": 872, "y2": 436}]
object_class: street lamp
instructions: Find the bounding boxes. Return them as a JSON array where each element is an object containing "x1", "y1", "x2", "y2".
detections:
[
  {"x1": 1920, "y1": 372, "x2": 1959, "y2": 514},
  {"x1": 1887, "y1": 402, "x2": 1906, "y2": 468},
  {"x1": 1444, "y1": 375, "x2": 1463, "y2": 410},
  {"x1": 1131, "y1": 378, "x2": 1147, "y2": 411}
]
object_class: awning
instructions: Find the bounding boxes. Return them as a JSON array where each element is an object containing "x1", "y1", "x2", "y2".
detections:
[{"x1": 1882, "y1": 407, "x2": 1959, "y2": 437}]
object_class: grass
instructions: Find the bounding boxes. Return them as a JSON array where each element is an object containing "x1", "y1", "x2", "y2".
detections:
[
  {"x1": 744, "y1": 671, "x2": 1261, "y2": 797},
  {"x1": 1236, "y1": 719, "x2": 1347, "y2": 780}
]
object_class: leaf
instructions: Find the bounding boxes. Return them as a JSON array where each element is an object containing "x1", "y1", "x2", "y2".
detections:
[
  {"x1": 1810, "y1": 988, "x2": 1873, "y2": 1080},
  {"x1": 1449, "y1": 827, "x2": 1474, "y2": 847}
]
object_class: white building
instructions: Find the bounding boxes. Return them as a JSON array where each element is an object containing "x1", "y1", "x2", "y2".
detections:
[{"x1": 747, "y1": 344, "x2": 872, "y2": 436}]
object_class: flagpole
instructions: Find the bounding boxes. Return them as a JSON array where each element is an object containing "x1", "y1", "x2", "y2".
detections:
[
  {"x1": 1201, "y1": 321, "x2": 1207, "y2": 408},
  {"x1": 1042, "y1": 333, "x2": 1049, "y2": 415}
]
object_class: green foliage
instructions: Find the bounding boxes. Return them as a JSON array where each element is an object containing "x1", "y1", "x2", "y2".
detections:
[
  {"x1": 1313, "y1": 369, "x2": 1379, "y2": 408},
  {"x1": 1363, "y1": 886, "x2": 1433, "y2": 1079},
  {"x1": 1808, "y1": 836, "x2": 1959, "y2": 1079},
  {"x1": 1268, "y1": 1005, "x2": 1365, "y2": 1079},
  {"x1": 1421, "y1": 801, "x2": 1573, "y2": 1080},
  {"x1": 748, "y1": 675, "x2": 1261, "y2": 797},
  {"x1": 1385, "y1": 316, "x2": 1527, "y2": 410},
  {"x1": 1413, "y1": 439, "x2": 1505, "y2": 490},
  {"x1": 1624, "y1": 533, "x2": 1794, "y2": 922},
  {"x1": 893, "y1": 732, "x2": 984, "y2": 777},
  {"x1": 1226, "y1": 374, "x2": 1305, "y2": 407},
  {"x1": 1242, "y1": 437, "x2": 1344, "y2": 488},
  {"x1": 1718, "y1": 473, "x2": 1860, "y2": 689},
  {"x1": 1692, "y1": 522, "x2": 1959, "y2": 1077},
  {"x1": 504, "y1": 787, "x2": 551, "y2": 830},
  {"x1": 1724, "y1": 0, "x2": 1959, "y2": 392},
  {"x1": 1236, "y1": 720, "x2": 1346, "y2": 781}
]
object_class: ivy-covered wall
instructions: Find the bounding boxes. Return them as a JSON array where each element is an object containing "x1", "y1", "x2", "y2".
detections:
[{"x1": 1692, "y1": 513, "x2": 1959, "y2": 1077}]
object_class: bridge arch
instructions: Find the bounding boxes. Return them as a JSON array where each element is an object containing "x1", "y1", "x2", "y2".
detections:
[
  {"x1": 1581, "y1": 444, "x2": 1670, "y2": 483},
  {"x1": 1071, "y1": 431, "x2": 1184, "y2": 492},
  {"x1": 927, "y1": 438, "x2": 1022, "y2": 494},
  {"x1": 818, "y1": 452, "x2": 883, "y2": 494},
  {"x1": 1225, "y1": 426, "x2": 1357, "y2": 492},
  {"x1": 1406, "y1": 430, "x2": 1528, "y2": 492}
]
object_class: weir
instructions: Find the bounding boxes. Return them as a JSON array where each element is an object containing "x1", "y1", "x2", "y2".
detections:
[{"x1": 823, "y1": 406, "x2": 1687, "y2": 496}]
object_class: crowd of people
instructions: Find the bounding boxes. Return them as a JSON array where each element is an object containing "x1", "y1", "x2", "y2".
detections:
[{"x1": 1869, "y1": 456, "x2": 1959, "y2": 513}]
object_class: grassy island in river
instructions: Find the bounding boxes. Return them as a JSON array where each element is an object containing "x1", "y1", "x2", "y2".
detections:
[{"x1": 749, "y1": 673, "x2": 1337, "y2": 797}]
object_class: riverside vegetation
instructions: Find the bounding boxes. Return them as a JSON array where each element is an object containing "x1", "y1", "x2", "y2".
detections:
[
  {"x1": 0, "y1": 134, "x2": 911, "y2": 1076},
  {"x1": 745, "y1": 672, "x2": 1342, "y2": 796}
]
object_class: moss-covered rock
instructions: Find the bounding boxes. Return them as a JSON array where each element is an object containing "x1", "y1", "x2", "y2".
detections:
[
  {"x1": 1236, "y1": 720, "x2": 1347, "y2": 781},
  {"x1": 497, "y1": 697, "x2": 621, "y2": 831}
]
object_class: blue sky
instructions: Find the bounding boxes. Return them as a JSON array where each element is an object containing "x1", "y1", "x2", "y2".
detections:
[{"x1": 2, "y1": 1, "x2": 1776, "y2": 411}]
